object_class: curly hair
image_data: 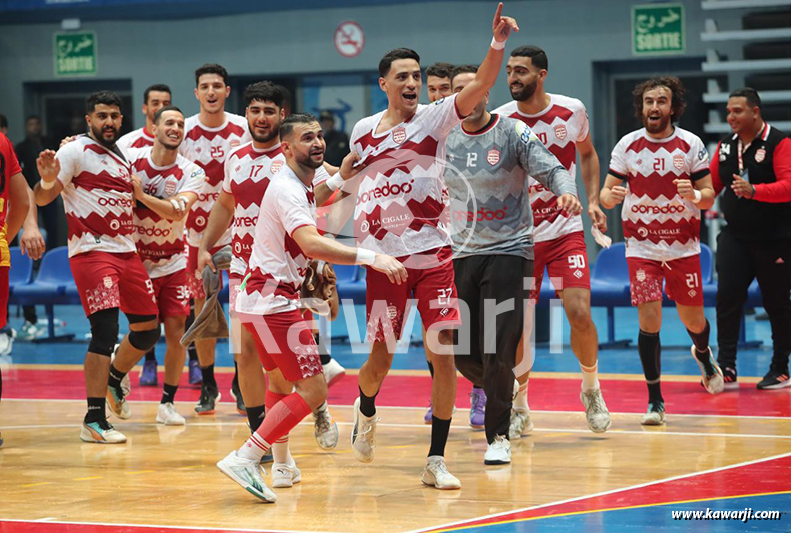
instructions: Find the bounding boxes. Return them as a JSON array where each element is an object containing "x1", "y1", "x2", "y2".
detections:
[{"x1": 633, "y1": 76, "x2": 686, "y2": 123}]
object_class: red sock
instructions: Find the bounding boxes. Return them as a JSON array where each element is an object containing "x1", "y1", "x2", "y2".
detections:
[
  {"x1": 251, "y1": 393, "x2": 310, "y2": 453},
  {"x1": 266, "y1": 390, "x2": 288, "y2": 411}
]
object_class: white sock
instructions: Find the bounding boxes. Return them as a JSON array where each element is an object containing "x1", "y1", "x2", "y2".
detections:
[
  {"x1": 238, "y1": 433, "x2": 270, "y2": 461},
  {"x1": 580, "y1": 362, "x2": 600, "y2": 392},
  {"x1": 514, "y1": 380, "x2": 529, "y2": 411},
  {"x1": 272, "y1": 435, "x2": 292, "y2": 464}
]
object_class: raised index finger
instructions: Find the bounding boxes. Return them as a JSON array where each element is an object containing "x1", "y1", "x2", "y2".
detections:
[{"x1": 493, "y1": 2, "x2": 503, "y2": 23}]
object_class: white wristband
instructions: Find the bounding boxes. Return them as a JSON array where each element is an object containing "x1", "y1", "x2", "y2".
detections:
[
  {"x1": 692, "y1": 189, "x2": 702, "y2": 204},
  {"x1": 490, "y1": 37, "x2": 506, "y2": 50},
  {"x1": 325, "y1": 172, "x2": 345, "y2": 192},
  {"x1": 355, "y1": 248, "x2": 376, "y2": 266},
  {"x1": 39, "y1": 179, "x2": 55, "y2": 190}
]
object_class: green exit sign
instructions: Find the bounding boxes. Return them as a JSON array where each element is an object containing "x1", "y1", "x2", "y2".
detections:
[
  {"x1": 54, "y1": 31, "x2": 97, "y2": 77},
  {"x1": 632, "y1": 3, "x2": 685, "y2": 56}
]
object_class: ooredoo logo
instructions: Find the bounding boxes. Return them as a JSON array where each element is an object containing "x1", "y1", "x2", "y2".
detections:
[
  {"x1": 631, "y1": 203, "x2": 685, "y2": 215},
  {"x1": 99, "y1": 197, "x2": 134, "y2": 208},
  {"x1": 453, "y1": 206, "x2": 508, "y2": 222},
  {"x1": 234, "y1": 216, "x2": 258, "y2": 227},
  {"x1": 198, "y1": 192, "x2": 220, "y2": 202},
  {"x1": 356, "y1": 180, "x2": 414, "y2": 205},
  {"x1": 136, "y1": 226, "x2": 171, "y2": 237}
]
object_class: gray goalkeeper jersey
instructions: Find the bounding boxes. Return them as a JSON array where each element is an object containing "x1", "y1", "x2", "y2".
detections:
[{"x1": 445, "y1": 114, "x2": 577, "y2": 260}]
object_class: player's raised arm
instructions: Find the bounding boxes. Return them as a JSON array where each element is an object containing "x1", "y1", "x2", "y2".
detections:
[{"x1": 455, "y1": 2, "x2": 519, "y2": 117}]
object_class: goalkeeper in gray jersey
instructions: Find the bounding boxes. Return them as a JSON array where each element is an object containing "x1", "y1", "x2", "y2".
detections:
[{"x1": 444, "y1": 65, "x2": 581, "y2": 465}]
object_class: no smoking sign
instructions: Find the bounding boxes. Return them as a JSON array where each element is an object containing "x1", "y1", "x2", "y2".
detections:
[{"x1": 335, "y1": 21, "x2": 365, "y2": 58}]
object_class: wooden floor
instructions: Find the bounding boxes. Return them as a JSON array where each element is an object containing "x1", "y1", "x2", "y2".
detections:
[{"x1": 2, "y1": 398, "x2": 791, "y2": 532}]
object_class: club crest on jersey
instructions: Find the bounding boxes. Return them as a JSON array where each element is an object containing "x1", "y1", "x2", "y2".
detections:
[
  {"x1": 164, "y1": 178, "x2": 177, "y2": 196},
  {"x1": 487, "y1": 149, "x2": 500, "y2": 165},
  {"x1": 270, "y1": 160, "x2": 284, "y2": 174},
  {"x1": 392, "y1": 127, "x2": 406, "y2": 145},
  {"x1": 755, "y1": 148, "x2": 766, "y2": 163},
  {"x1": 673, "y1": 154, "x2": 685, "y2": 171},
  {"x1": 553, "y1": 124, "x2": 567, "y2": 141}
]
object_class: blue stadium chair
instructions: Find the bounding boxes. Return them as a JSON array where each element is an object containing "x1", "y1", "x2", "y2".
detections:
[
  {"x1": 335, "y1": 264, "x2": 366, "y2": 304},
  {"x1": 8, "y1": 247, "x2": 33, "y2": 296},
  {"x1": 12, "y1": 246, "x2": 76, "y2": 341},
  {"x1": 218, "y1": 269, "x2": 230, "y2": 306},
  {"x1": 589, "y1": 243, "x2": 632, "y2": 347}
]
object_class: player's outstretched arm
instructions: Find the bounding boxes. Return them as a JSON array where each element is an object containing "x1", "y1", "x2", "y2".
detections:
[
  {"x1": 577, "y1": 134, "x2": 607, "y2": 231},
  {"x1": 197, "y1": 190, "x2": 235, "y2": 273},
  {"x1": 34, "y1": 150, "x2": 64, "y2": 206},
  {"x1": 292, "y1": 225, "x2": 407, "y2": 285},
  {"x1": 600, "y1": 174, "x2": 626, "y2": 210},
  {"x1": 455, "y1": 2, "x2": 519, "y2": 117},
  {"x1": 6, "y1": 172, "x2": 31, "y2": 244}
]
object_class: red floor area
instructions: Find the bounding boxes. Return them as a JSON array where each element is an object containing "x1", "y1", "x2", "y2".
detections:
[
  {"x1": 3, "y1": 368, "x2": 790, "y2": 417},
  {"x1": 426, "y1": 454, "x2": 791, "y2": 531}
]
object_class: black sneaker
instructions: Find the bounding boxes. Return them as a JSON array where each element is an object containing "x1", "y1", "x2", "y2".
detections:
[
  {"x1": 195, "y1": 385, "x2": 220, "y2": 415},
  {"x1": 721, "y1": 366, "x2": 738, "y2": 391},
  {"x1": 230, "y1": 379, "x2": 245, "y2": 415},
  {"x1": 757, "y1": 369, "x2": 791, "y2": 390}
]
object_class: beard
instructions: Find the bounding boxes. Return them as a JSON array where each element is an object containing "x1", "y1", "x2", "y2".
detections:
[
  {"x1": 296, "y1": 151, "x2": 324, "y2": 170},
  {"x1": 510, "y1": 79, "x2": 538, "y2": 102},
  {"x1": 643, "y1": 113, "x2": 671, "y2": 134},
  {"x1": 90, "y1": 123, "x2": 119, "y2": 147},
  {"x1": 251, "y1": 122, "x2": 280, "y2": 144}
]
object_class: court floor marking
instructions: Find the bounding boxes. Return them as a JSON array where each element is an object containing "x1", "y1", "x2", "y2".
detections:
[
  {"x1": 2, "y1": 419, "x2": 790, "y2": 441},
  {"x1": 404, "y1": 451, "x2": 791, "y2": 533},
  {"x1": 0, "y1": 520, "x2": 343, "y2": 533},
  {"x1": 3, "y1": 397, "x2": 790, "y2": 420},
  {"x1": 432, "y1": 490, "x2": 791, "y2": 532}
]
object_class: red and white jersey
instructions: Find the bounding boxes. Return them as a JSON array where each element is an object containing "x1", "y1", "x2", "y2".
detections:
[
  {"x1": 609, "y1": 127, "x2": 710, "y2": 261},
  {"x1": 128, "y1": 147, "x2": 207, "y2": 278},
  {"x1": 180, "y1": 112, "x2": 250, "y2": 247},
  {"x1": 235, "y1": 166, "x2": 323, "y2": 316},
  {"x1": 494, "y1": 94, "x2": 588, "y2": 242},
  {"x1": 117, "y1": 127, "x2": 154, "y2": 154},
  {"x1": 56, "y1": 135, "x2": 136, "y2": 257},
  {"x1": 222, "y1": 142, "x2": 285, "y2": 277},
  {"x1": 350, "y1": 93, "x2": 463, "y2": 256}
]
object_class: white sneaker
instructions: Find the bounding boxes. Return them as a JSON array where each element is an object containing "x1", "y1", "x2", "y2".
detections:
[
  {"x1": 351, "y1": 397, "x2": 378, "y2": 463},
  {"x1": 0, "y1": 329, "x2": 15, "y2": 357},
  {"x1": 580, "y1": 388, "x2": 611, "y2": 433},
  {"x1": 692, "y1": 346, "x2": 724, "y2": 395},
  {"x1": 421, "y1": 456, "x2": 461, "y2": 490},
  {"x1": 312, "y1": 402, "x2": 339, "y2": 450},
  {"x1": 484, "y1": 435, "x2": 511, "y2": 465},
  {"x1": 217, "y1": 451, "x2": 277, "y2": 503},
  {"x1": 322, "y1": 358, "x2": 346, "y2": 387},
  {"x1": 641, "y1": 402, "x2": 666, "y2": 426},
  {"x1": 509, "y1": 408, "x2": 533, "y2": 439},
  {"x1": 18, "y1": 321, "x2": 44, "y2": 341},
  {"x1": 512, "y1": 378, "x2": 520, "y2": 402},
  {"x1": 80, "y1": 420, "x2": 127, "y2": 444},
  {"x1": 271, "y1": 461, "x2": 302, "y2": 488},
  {"x1": 156, "y1": 402, "x2": 186, "y2": 426}
]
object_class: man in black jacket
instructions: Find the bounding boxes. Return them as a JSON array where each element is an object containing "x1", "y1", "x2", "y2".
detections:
[{"x1": 710, "y1": 88, "x2": 791, "y2": 390}]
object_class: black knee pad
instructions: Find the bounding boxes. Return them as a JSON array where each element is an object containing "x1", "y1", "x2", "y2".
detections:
[
  {"x1": 128, "y1": 327, "x2": 161, "y2": 352},
  {"x1": 88, "y1": 308, "x2": 120, "y2": 356}
]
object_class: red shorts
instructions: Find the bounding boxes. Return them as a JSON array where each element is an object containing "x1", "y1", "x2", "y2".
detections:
[
  {"x1": 241, "y1": 309, "x2": 321, "y2": 382},
  {"x1": 531, "y1": 231, "x2": 591, "y2": 300},
  {"x1": 70, "y1": 251, "x2": 158, "y2": 317},
  {"x1": 0, "y1": 267, "x2": 8, "y2": 329},
  {"x1": 151, "y1": 270, "x2": 191, "y2": 318},
  {"x1": 627, "y1": 255, "x2": 703, "y2": 307},
  {"x1": 365, "y1": 246, "x2": 461, "y2": 343},
  {"x1": 187, "y1": 244, "x2": 225, "y2": 300}
]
